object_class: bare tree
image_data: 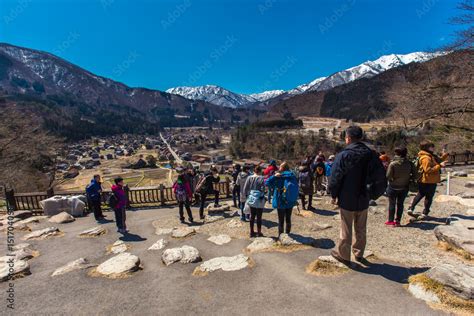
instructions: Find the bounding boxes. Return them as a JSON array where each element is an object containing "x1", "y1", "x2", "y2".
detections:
[{"x1": 444, "y1": 0, "x2": 474, "y2": 50}]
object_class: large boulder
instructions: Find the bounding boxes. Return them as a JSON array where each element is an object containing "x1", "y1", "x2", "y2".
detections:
[
  {"x1": 23, "y1": 227, "x2": 61, "y2": 240},
  {"x1": 434, "y1": 220, "x2": 474, "y2": 256},
  {"x1": 194, "y1": 254, "x2": 249, "y2": 274},
  {"x1": 49, "y1": 212, "x2": 75, "y2": 224},
  {"x1": 94, "y1": 253, "x2": 140, "y2": 278},
  {"x1": 0, "y1": 258, "x2": 30, "y2": 282},
  {"x1": 40, "y1": 195, "x2": 86, "y2": 217},
  {"x1": 52, "y1": 258, "x2": 93, "y2": 277},
  {"x1": 161, "y1": 246, "x2": 201, "y2": 266},
  {"x1": 425, "y1": 264, "x2": 474, "y2": 300}
]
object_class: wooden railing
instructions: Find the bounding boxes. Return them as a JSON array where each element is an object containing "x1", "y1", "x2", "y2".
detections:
[
  {"x1": 5, "y1": 178, "x2": 231, "y2": 214},
  {"x1": 447, "y1": 151, "x2": 473, "y2": 165}
]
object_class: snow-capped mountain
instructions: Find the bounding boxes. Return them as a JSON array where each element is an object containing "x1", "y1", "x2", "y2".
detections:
[
  {"x1": 166, "y1": 85, "x2": 257, "y2": 109},
  {"x1": 166, "y1": 52, "x2": 445, "y2": 108},
  {"x1": 300, "y1": 51, "x2": 446, "y2": 93}
]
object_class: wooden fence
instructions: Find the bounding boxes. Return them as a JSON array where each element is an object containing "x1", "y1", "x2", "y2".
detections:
[{"x1": 5, "y1": 178, "x2": 231, "y2": 214}]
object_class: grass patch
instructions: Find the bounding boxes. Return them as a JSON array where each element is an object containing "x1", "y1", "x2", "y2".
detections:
[
  {"x1": 438, "y1": 241, "x2": 473, "y2": 261},
  {"x1": 409, "y1": 274, "x2": 474, "y2": 314},
  {"x1": 306, "y1": 259, "x2": 349, "y2": 276}
]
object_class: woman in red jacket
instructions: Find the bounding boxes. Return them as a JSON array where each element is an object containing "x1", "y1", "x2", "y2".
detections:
[{"x1": 111, "y1": 177, "x2": 128, "y2": 233}]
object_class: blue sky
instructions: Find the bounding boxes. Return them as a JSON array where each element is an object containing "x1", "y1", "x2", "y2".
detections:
[{"x1": 0, "y1": 0, "x2": 460, "y2": 94}]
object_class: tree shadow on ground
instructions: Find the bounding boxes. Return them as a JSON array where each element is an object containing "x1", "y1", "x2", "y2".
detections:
[
  {"x1": 288, "y1": 233, "x2": 335, "y2": 249},
  {"x1": 119, "y1": 232, "x2": 147, "y2": 242},
  {"x1": 354, "y1": 261, "x2": 429, "y2": 284}
]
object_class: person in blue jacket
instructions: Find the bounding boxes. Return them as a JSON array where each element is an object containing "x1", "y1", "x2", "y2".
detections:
[
  {"x1": 265, "y1": 162, "x2": 299, "y2": 236},
  {"x1": 325, "y1": 155, "x2": 335, "y2": 194},
  {"x1": 86, "y1": 175, "x2": 105, "y2": 221}
]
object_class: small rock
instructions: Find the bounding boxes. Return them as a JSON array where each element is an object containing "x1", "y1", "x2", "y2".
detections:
[
  {"x1": 49, "y1": 212, "x2": 75, "y2": 224},
  {"x1": 108, "y1": 240, "x2": 128, "y2": 254},
  {"x1": 161, "y1": 245, "x2": 201, "y2": 266},
  {"x1": 9, "y1": 247, "x2": 36, "y2": 261},
  {"x1": 207, "y1": 234, "x2": 231, "y2": 245},
  {"x1": 23, "y1": 227, "x2": 60, "y2": 240},
  {"x1": 204, "y1": 214, "x2": 225, "y2": 223},
  {"x1": 425, "y1": 263, "x2": 474, "y2": 300},
  {"x1": 317, "y1": 255, "x2": 347, "y2": 269},
  {"x1": 452, "y1": 171, "x2": 468, "y2": 177},
  {"x1": 195, "y1": 254, "x2": 249, "y2": 273},
  {"x1": 155, "y1": 228, "x2": 173, "y2": 235},
  {"x1": 52, "y1": 258, "x2": 93, "y2": 277},
  {"x1": 226, "y1": 218, "x2": 244, "y2": 228},
  {"x1": 95, "y1": 253, "x2": 140, "y2": 277},
  {"x1": 206, "y1": 203, "x2": 231, "y2": 214},
  {"x1": 171, "y1": 227, "x2": 196, "y2": 238},
  {"x1": 78, "y1": 226, "x2": 106, "y2": 237},
  {"x1": 0, "y1": 258, "x2": 30, "y2": 282},
  {"x1": 246, "y1": 237, "x2": 275, "y2": 252},
  {"x1": 148, "y1": 239, "x2": 167, "y2": 251},
  {"x1": 408, "y1": 283, "x2": 441, "y2": 303}
]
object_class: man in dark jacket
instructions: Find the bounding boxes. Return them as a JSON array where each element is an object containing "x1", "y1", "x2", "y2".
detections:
[
  {"x1": 231, "y1": 164, "x2": 242, "y2": 208},
  {"x1": 86, "y1": 175, "x2": 105, "y2": 221},
  {"x1": 329, "y1": 126, "x2": 386, "y2": 265},
  {"x1": 198, "y1": 167, "x2": 221, "y2": 220}
]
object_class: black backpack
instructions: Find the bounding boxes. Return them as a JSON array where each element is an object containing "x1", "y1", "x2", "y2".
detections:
[{"x1": 107, "y1": 192, "x2": 119, "y2": 208}]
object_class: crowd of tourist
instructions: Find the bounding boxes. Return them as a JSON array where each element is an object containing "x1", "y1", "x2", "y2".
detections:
[{"x1": 85, "y1": 125, "x2": 449, "y2": 265}]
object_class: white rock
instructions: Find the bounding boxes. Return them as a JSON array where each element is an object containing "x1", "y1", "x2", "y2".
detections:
[
  {"x1": 206, "y1": 204, "x2": 231, "y2": 214},
  {"x1": 95, "y1": 253, "x2": 140, "y2": 276},
  {"x1": 9, "y1": 248, "x2": 36, "y2": 261},
  {"x1": 109, "y1": 240, "x2": 128, "y2": 254},
  {"x1": 14, "y1": 216, "x2": 47, "y2": 227},
  {"x1": 23, "y1": 227, "x2": 60, "y2": 240},
  {"x1": 171, "y1": 227, "x2": 196, "y2": 238},
  {"x1": 204, "y1": 215, "x2": 225, "y2": 223},
  {"x1": 435, "y1": 195, "x2": 474, "y2": 208},
  {"x1": 155, "y1": 228, "x2": 173, "y2": 235},
  {"x1": 52, "y1": 258, "x2": 93, "y2": 277},
  {"x1": 317, "y1": 255, "x2": 347, "y2": 269},
  {"x1": 0, "y1": 258, "x2": 30, "y2": 282},
  {"x1": 434, "y1": 222, "x2": 474, "y2": 255},
  {"x1": 207, "y1": 234, "x2": 231, "y2": 245},
  {"x1": 408, "y1": 283, "x2": 441, "y2": 303},
  {"x1": 161, "y1": 245, "x2": 201, "y2": 266},
  {"x1": 246, "y1": 237, "x2": 275, "y2": 252},
  {"x1": 78, "y1": 226, "x2": 106, "y2": 237},
  {"x1": 196, "y1": 254, "x2": 249, "y2": 273},
  {"x1": 49, "y1": 212, "x2": 75, "y2": 224},
  {"x1": 311, "y1": 223, "x2": 332, "y2": 231},
  {"x1": 226, "y1": 218, "x2": 244, "y2": 228},
  {"x1": 425, "y1": 264, "x2": 474, "y2": 300},
  {"x1": 148, "y1": 239, "x2": 167, "y2": 251}
]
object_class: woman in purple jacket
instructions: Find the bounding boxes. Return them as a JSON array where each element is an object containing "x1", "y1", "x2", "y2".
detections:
[{"x1": 111, "y1": 177, "x2": 128, "y2": 233}]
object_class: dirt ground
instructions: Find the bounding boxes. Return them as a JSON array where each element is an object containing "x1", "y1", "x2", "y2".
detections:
[{"x1": 1, "y1": 168, "x2": 472, "y2": 315}]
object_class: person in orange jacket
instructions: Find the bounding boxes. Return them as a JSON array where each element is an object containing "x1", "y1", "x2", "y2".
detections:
[{"x1": 407, "y1": 141, "x2": 448, "y2": 219}]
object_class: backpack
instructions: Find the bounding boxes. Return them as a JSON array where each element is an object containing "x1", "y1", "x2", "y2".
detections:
[
  {"x1": 316, "y1": 166, "x2": 324, "y2": 177},
  {"x1": 277, "y1": 175, "x2": 299, "y2": 207},
  {"x1": 175, "y1": 183, "x2": 188, "y2": 202},
  {"x1": 299, "y1": 171, "x2": 311, "y2": 190},
  {"x1": 107, "y1": 192, "x2": 119, "y2": 209},
  {"x1": 366, "y1": 151, "x2": 387, "y2": 200}
]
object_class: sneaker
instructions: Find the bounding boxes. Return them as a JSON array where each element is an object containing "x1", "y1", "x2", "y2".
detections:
[
  {"x1": 384, "y1": 221, "x2": 396, "y2": 227},
  {"x1": 394, "y1": 221, "x2": 401, "y2": 227},
  {"x1": 180, "y1": 218, "x2": 185, "y2": 223},
  {"x1": 407, "y1": 208, "x2": 415, "y2": 216},
  {"x1": 200, "y1": 215, "x2": 205, "y2": 220},
  {"x1": 418, "y1": 214, "x2": 427, "y2": 220},
  {"x1": 250, "y1": 232, "x2": 257, "y2": 238},
  {"x1": 188, "y1": 218, "x2": 194, "y2": 223}
]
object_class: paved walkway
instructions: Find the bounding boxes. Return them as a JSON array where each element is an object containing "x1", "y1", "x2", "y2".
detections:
[{"x1": 1, "y1": 203, "x2": 444, "y2": 315}]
